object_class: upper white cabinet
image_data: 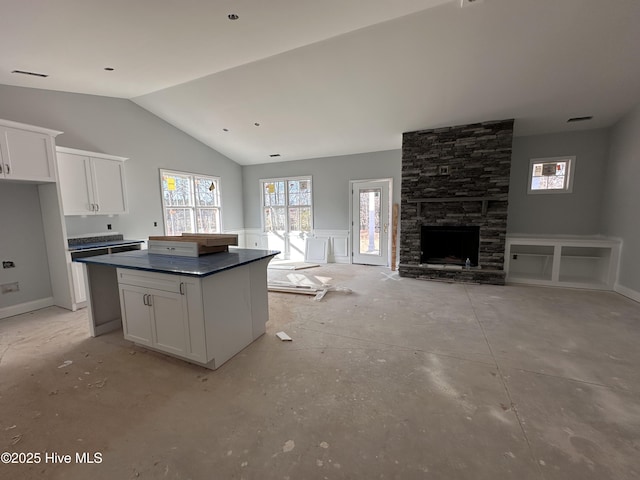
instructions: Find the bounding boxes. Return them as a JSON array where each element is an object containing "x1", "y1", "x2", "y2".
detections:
[
  {"x1": 56, "y1": 146, "x2": 128, "y2": 215},
  {"x1": 0, "y1": 119, "x2": 62, "y2": 182}
]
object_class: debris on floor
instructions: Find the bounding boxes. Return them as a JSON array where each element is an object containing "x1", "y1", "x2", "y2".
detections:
[
  {"x1": 268, "y1": 273, "x2": 352, "y2": 301},
  {"x1": 57, "y1": 360, "x2": 73, "y2": 368},
  {"x1": 276, "y1": 331, "x2": 293, "y2": 341},
  {"x1": 268, "y1": 260, "x2": 320, "y2": 270}
]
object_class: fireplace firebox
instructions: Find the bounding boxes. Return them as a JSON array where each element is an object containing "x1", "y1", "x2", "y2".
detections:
[{"x1": 421, "y1": 226, "x2": 480, "y2": 266}]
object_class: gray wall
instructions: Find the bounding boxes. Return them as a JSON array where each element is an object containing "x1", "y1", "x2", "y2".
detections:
[
  {"x1": 0, "y1": 184, "x2": 52, "y2": 307},
  {"x1": 601, "y1": 102, "x2": 640, "y2": 294},
  {"x1": 242, "y1": 150, "x2": 401, "y2": 230},
  {"x1": 0, "y1": 85, "x2": 244, "y2": 243},
  {"x1": 507, "y1": 129, "x2": 609, "y2": 235}
]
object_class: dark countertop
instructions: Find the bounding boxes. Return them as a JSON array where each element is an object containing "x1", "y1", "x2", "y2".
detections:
[
  {"x1": 68, "y1": 239, "x2": 144, "y2": 252},
  {"x1": 74, "y1": 248, "x2": 279, "y2": 277}
]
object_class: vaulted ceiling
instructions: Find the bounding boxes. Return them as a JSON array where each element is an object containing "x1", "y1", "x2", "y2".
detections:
[{"x1": 2, "y1": 0, "x2": 639, "y2": 165}]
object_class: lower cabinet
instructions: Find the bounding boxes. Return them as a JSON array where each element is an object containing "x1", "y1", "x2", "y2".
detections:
[
  {"x1": 117, "y1": 269, "x2": 207, "y2": 363},
  {"x1": 505, "y1": 236, "x2": 621, "y2": 290},
  {"x1": 114, "y1": 257, "x2": 270, "y2": 369}
]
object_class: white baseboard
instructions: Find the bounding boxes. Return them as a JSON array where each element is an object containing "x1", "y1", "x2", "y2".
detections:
[
  {"x1": 0, "y1": 297, "x2": 54, "y2": 320},
  {"x1": 614, "y1": 283, "x2": 640, "y2": 303}
]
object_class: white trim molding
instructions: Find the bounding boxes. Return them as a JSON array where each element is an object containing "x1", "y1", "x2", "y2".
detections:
[
  {"x1": 614, "y1": 283, "x2": 640, "y2": 304},
  {"x1": 0, "y1": 297, "x2": 54, "y2": 320}
]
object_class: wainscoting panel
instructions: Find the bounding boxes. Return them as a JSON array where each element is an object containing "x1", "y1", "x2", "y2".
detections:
[{"x1": 313, "y1": 230, "x2": 350, "y2": 264}]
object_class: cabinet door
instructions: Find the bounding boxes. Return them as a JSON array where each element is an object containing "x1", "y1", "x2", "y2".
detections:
[
  {"x1": 91, "y1": 157, "x2": 127, "y2": 214},
  {"x1": 149, "y1": 289, "x2": 189, "y2": 356},
  {"x1": 57, "y1": 152, "x2": 94, "y2": 214},
  {"x1": 119, "y1": 284, "x2": 153, "y2": 346},
  {"x1": 1, "y1": 127, "x2": 56, "y2": 182}
]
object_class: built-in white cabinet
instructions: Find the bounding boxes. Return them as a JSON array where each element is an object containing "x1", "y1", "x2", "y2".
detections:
[
  {"x1": 505, "y1": 236, "x2": 621, "y2": 290},
  {"x1": 117, "y1": 269, "x2": 207, "y2": 363},
  {"x1": 0, "y1": 119, "x2": 61, "y2": 183},
  {"x1": 56, "y1": 147, "x2": 128, "y2": 215}
]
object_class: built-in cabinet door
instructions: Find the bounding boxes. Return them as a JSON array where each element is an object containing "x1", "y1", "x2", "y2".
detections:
[
  {"x1": 0, "y1": 126, "x2": 56, "y2": 182},
  {"x1": 91, "y1": 157, "x2": 127, "y2": 214},
  {"x1": 149, "y1": 288, "x2": 188, "y2": 357},
  {"x1": 57, "y1": 152, "x2": 94, "y2": 214},
  {"x1": 120, "y1": 284, "x2": 153, "y2": 346},
  {"x1": 56, "y1": 147, "x2": 128, "y2": 215}
]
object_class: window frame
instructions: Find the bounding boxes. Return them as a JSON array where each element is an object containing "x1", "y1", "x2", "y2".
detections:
[
  {"x1": 159, "y1": 168, "x2": 223, "y2": 235},
  {"x1": 260, "y1": 176, "x2": 313, "y2": 233},
  {"x1": 527, "y1": 156, "x2": 575, "y2": 195}
]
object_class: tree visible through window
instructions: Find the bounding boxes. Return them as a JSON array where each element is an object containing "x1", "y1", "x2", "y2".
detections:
[
  {"x1": 160, "y1": 169, "x2": 221, "y2": 235},
  {"x1": 528, "y1": 156, "x2": 575, "y2": 194}
]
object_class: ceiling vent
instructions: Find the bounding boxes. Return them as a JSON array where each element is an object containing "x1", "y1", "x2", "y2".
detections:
[
  {"x1": 567, "y1": 116, "x2": 593, "y2": 123},
  {"x1": 460, "y1": 0, "x2": 484, "y2": 7},
  {"x1": 12, "y1": 69, "x2": 48, "y2": 78}
]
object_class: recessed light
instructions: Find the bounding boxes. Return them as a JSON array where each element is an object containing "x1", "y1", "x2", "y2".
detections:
[
  {"x1": 12, "y1": 69, "x2": 48, "y2": 78},
  {"x1": 254, "y1": 122, "x2": 260, "y2": 127},
  {"x1": 104, "y1": 67, "x2": 115, "y2": 71},
  {"x1": 567, "y1": 116, "x2": 593, "y2": 123},
  {"x1": 228, "y1": 13, "x2": 239, "y2": 20}
]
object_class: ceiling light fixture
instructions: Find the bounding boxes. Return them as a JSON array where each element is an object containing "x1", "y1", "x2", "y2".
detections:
[
  {"x1": 223, "y1": 128, "x2": 229, "y2": 132},
  {"x1": 567, "y1": 116, "x2": 593, "y2": 123},
  {"x1": 228, "y1": 14, "x2": 239, "y2": 20},
  {"x1": 12, "y1": 69, "x2": 48, "y2": 78},
  {"x1": 254, "y1": 122, "x2": 260, "y2": 127}
]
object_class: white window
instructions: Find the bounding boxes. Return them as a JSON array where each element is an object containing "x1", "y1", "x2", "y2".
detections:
[
  {"x1": 528, "y1": 156, "x2": 575, "y2": 194},
  {"x1": 160, "y1": 169, "x2": 221, "y2": 235},
  {"x1": 261, "y1": 177, "x2": 312, "y2": 259}
]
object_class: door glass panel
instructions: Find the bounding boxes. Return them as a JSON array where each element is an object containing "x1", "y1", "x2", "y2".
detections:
[
  {"x1": 264, "y1": 207, "x2": 286, "y2": 232},
  {"x1": 359, "y1": 189, "x2": 381, "y2": 256}
]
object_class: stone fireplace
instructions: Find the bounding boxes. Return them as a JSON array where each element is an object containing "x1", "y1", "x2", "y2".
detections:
[{"x1": 399, "y1": 119, "x2": 514, "y2": 285}]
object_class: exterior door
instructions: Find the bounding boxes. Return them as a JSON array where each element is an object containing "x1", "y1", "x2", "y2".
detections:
[
  {"x1": 262, "y1": 177, "x2": 312, "y2": 261},
  {"x1": 351, "y1": 180, "x2": 390, "y2": 266}
]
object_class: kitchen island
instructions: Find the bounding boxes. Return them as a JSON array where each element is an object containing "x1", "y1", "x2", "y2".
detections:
[{"x1": 76, "y1": 248, "x2": 279, "y2": 370}]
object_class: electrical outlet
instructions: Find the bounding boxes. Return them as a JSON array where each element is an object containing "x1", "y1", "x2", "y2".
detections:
[
  {"x1": 107, "y1": 224, "x2": 112, "y2": 230},
  {"x1": 154, "y1": 221, "x2": 158, "y2": 227},
  {"x1": 512, "y1": 254, "x2": 518, "y2": 260},
  {"x1": 2, "y1": 261, "x2": 15, "y2": 268},
  {"x1": 1, "y1": 282, "x2": 19, "y2": 294}
]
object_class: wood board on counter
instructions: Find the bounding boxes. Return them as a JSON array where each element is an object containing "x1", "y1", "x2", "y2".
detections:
[{"x1": 148, "y1": 233, "x2": 238, "y2": 257}]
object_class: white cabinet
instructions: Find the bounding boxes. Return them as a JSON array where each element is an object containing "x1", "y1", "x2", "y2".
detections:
[
  {"x1": 505, "y1": 236, "x2": 621, "y2": 290},
  {"x1": 117, "y1": 269, "x2": 207, "y2": 363},
  {"x1": 0, "y1": 119, "x2": 61, "y2": 182},
  {"x1": 56, "y1": 147, "x2": 128, "y2": 215}
]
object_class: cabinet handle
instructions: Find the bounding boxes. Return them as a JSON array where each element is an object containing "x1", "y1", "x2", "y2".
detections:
[
  {"x1": 96, "y1": 203, "x2": 100, "y2": 211},
  {"x1": 147, "y1": 295, "x2": 152, "y2": 307},
  {"x1": 5, "y1": 164, "x2": 9, "y2": 174},
  {"x1": 179, "y1": 282, "x2": 185, "y2": 295},
  {"x1": 0, "y1": 164, "x2": 3, "y2": 174},
  {"x1": 143, "y1": 294, "x2": 148, "y2": 306}
]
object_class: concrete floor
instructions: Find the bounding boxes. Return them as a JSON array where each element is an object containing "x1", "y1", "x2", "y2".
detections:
[{"x1": 1, "y1": 264, "x2": 639, "y2": 479}]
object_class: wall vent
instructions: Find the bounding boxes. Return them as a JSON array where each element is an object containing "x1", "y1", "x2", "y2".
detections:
[{"x1": 567, "y1": 116, "x2": 593, "y2": 123}]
